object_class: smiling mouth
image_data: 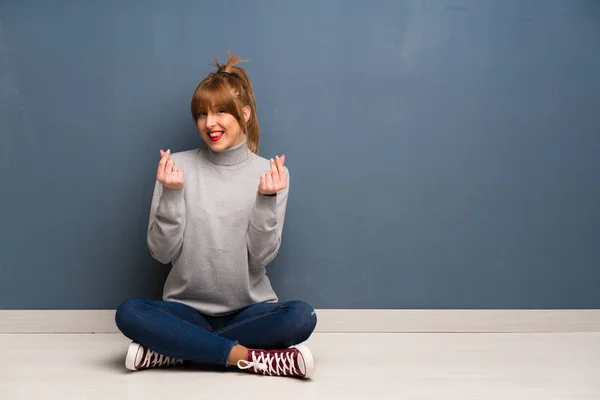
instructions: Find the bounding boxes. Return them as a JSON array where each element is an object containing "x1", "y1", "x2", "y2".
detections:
[{"x1": 209, "y1": 131, "x2": 224, "y2": 142}]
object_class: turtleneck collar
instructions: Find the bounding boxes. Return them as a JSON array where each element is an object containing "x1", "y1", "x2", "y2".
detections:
[{"x1": 205, "y1": 134, "x2": 250, "y2": 166}]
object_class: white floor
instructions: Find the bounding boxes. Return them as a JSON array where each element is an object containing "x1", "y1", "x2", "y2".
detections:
[{"x1": 0, "y1": 332, "x2": 598, "y2": 400}]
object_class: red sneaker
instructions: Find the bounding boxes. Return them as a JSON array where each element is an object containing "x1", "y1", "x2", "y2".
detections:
[
  {"x1": 125, "y1": 341, "x2": 184, "y2": 371},
  {"x1": 237, "y1": 344, "x2": 315, "y2": 378}
]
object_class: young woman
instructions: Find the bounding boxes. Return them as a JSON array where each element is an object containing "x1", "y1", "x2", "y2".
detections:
[{"x1": 115, "y1": 53, "x2": 317, "y2": 379}]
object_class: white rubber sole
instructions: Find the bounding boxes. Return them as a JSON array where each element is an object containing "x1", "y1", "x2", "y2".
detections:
[
  {"x1": 125, "y1": 341, "x2": 143, "y2": 371},
  {"x1": 293, "y1": 344, "x2": 315, "y2": 378}
]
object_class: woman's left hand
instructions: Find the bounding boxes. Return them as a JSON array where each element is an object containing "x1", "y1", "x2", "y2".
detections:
[{"x1": 258, "y1": 154, "x2": 286, "y2": 196}]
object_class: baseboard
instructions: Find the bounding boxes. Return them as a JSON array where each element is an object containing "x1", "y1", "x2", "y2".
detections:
[{"x1": 0, "y1": 310, "x2": 598, "y2": 333}]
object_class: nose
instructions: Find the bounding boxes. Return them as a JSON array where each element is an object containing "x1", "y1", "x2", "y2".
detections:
[{"x1": 205, "y1": 112, "x2": 216, "y2": 129}]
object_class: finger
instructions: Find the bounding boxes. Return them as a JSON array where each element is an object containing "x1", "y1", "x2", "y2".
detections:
[
  {"x1": 275, "y1": 155, "x2": 285, "y2": 180},
  {"x1": 277, "y1": 155, "x2": 286, "y2": 183},
  {"x1": 265, "y1": 171, "x2": 274, "y2": 189},
  {"x1": 270, "y1": 158, "x2": 280, "y2": 184},
  {"x1": 274, "y1": 155, "x2": 281, "y2": 173},
  {"x1": 165, "y1": 158, "x2": 175, "y2": 176},
  {"x1": 158, "y1": 149, "x2": 170, "y2": 171},
  {"x1": 158, "y1": 150, "x2": 168, "y2": 164},
  {"x1": 270, "y1": 158, "x2": 278, "y2": 174},
  {"x1": 157, "y1": 154, "x2": 168, "y2": 180},
  {"x1": 174, "y1": 166, "x2": 183, "y2": 181},
  {"x1": 259, "y1": 173, "x2": 266, "y2": 190}
]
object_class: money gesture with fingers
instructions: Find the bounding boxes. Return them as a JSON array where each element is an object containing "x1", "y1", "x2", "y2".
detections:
[
  {"x1": 258, "y1": 154, "x2": 286, "y2": 196},
  {"x1": 157, "y1": 149, "x2": 184, "y2": 190}
]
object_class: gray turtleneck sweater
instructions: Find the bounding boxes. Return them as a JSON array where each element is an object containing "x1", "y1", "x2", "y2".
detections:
[{"x1": 146, "y1": 136, "x2": 289, "y2": 316}]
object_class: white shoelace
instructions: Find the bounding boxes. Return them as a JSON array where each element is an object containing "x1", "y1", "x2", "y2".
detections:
[
  {"x1": 141, "y1": 349, "x2": 183, "y2": 369},
  {"x1": 237, "y1": 350, "x2": 298, "y2": 376}
]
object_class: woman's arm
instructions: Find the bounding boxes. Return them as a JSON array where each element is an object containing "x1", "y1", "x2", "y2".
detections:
[
  {"x1": 246, "y1": 167, "x2": 290, "y2": 268},
  {"x1": 147, "y1": 180, "x2": 186, "y2": 264}
]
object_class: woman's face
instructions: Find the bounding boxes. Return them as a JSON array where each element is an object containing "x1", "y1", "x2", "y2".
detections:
[{"x1": 196, "y1": 106, "x2": 250, "y2": 152}]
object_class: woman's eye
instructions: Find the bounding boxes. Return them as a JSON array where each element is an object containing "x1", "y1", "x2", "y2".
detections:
[{"x1": 217, "y1": 110, "x2": 225, "y2": 114}]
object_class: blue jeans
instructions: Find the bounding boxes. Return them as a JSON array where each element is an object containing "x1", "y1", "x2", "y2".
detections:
[{"x1": 115, "y1": 298, "x2": 317, "y2": 366}]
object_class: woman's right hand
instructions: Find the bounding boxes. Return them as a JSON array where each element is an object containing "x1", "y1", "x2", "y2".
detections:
[{"x1": 157, "y1": 149, "x2": 184, "y2": 190}]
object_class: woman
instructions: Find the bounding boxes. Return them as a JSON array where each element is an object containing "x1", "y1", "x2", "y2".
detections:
[{"x1": 115, "y1": 53, "x2": 316, "y2": 379}]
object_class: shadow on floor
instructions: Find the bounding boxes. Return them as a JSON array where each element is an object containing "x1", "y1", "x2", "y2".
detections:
[{"x1": 93, "y1": 351, "x2": 249, "y2": 375}]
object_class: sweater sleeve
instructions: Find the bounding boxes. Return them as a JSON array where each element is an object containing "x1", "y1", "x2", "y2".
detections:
[
  {"x1": 147, "y1": 180, "x2": 186, "y2": 264},
  {"x1": 246, "y1": 167, "x2": 290, "y2": 268}
]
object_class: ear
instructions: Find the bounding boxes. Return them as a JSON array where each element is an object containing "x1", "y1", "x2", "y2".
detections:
[{"x1": 243, "y1": 105, "x2": 251, "y2": 123}]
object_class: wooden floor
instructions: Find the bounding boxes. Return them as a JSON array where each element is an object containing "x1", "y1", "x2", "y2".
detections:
[{"x1": 0, "y1": 332, "x2": 598, "y2": 399}]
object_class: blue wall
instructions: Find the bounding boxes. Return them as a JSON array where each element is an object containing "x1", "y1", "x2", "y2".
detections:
[{"x1": 1, "y1": 0, "x2": 599, "y2": 309}]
